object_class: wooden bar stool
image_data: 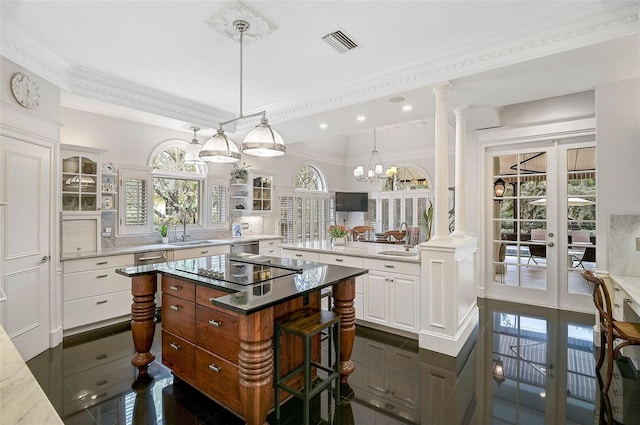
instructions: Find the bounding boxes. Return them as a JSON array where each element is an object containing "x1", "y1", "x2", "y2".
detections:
[{"x1": 274, "y1": 308, "x2": 341, "y2": 425}]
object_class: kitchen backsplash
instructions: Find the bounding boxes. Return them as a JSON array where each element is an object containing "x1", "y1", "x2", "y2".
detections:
[{"x1": 609, "y1": 214, "x2": 640, "y2": 276}]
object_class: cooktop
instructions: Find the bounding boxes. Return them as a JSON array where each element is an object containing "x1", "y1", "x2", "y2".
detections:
[{"x1": 175, "y1": 254, "x2": 307, "y2": 286}]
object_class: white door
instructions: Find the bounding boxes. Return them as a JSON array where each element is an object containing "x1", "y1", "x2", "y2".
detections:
[
  {"x1": 486, "y1": 141, "x2": 595, "y2": 312},
  {"x1": 0, "y1": 135, "x2": 52, "y2": 360}
]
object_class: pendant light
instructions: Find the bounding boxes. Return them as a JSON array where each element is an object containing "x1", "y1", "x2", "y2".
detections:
[
  {"x1": 354, "y1": 128, "x2": 386, "y2": 182},
  {"x1": 184, "y1": 126, "x2": 206, "y2": 165},
  {"x1": 199, "y1": 19, "x2": 284, "y2": 163}
]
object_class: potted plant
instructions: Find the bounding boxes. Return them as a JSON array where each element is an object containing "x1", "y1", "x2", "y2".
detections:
[
  {"x1": 423, "y1": 200, "x2": 433, "y2": 241},
  {"x1": 159, "y1": 224, "x2": 168, "y2": 243},
  {"x1": 231, "y1": 162, "x2": 251, "y2": 184},
  {"x1": 328, "y1": 225, "x2": 350, "y2": 246}
]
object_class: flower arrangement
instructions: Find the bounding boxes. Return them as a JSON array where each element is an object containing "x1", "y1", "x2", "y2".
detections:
[
  {"x1": 231, "y1": 162, "x2": 251, "y2": 180},
  {"x1": 328, "y1": 225, "x2": 349, "y2": 238}
]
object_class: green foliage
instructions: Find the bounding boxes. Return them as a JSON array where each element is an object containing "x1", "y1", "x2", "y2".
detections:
[
  {"x1": 231, "y1": 162, "x2": 251, "y2": 179},
  {"x1": 423, "y1": 200, "x2": 433, "y2": 241},
  {"x1": 159, "y1": 225, "x2": 167, "y2": 237}
]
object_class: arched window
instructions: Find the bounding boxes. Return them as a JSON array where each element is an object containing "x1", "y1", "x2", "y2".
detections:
[
  {"x1": 152, "y1": 145, "x2": 201, "y2": 173},
  {"x1": 294, "y1": 164, "x2": 325, "y2": 191},
  {"x1": 280, "y1": 164, "x2": 332, "y2": 244},
  {"x1": 384, "y1": 165, "x2": 431, "y2": 191}
]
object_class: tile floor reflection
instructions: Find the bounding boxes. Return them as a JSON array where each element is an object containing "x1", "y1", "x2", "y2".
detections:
[{"x1": 27, "y1": 298, "x2": 640, "y2": 424}]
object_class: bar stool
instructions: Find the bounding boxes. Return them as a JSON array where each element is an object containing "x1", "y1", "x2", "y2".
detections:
[{"x1": 274, "y1": 308, "x2": 341, "y2": 425}]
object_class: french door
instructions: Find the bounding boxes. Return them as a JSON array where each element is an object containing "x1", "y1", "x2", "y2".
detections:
[{"x1": 486, "y1": 140, "x2": 595, "y2": 312}]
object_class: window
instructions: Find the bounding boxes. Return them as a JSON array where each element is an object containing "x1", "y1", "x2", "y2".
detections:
[
  {"x1": 279, "y1": 165, "x2": 333, "y2": 244},
  {"x1": 152, "y1": 145, "x2": 203, "y2": 228},
  {"x1": 118, "y1": 143, "x2": 229, "y2": 235}
]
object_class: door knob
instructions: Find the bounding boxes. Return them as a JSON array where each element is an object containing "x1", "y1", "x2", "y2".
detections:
[
  {"x1": 41, "y1": 255, "x2": 51, "y2": 263},
  {"x1": 546, "y1": 242, "x2": 554, "y2": 247}
]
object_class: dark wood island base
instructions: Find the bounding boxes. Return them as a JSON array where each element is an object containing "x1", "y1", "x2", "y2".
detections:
[{"x1": 123, "y1": 264, "x2": 360, "y2": 425}]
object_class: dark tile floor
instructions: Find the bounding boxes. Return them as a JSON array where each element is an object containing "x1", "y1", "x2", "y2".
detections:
[{"x1": 27, "y1": 298, "x2": 640, "y2": 424}]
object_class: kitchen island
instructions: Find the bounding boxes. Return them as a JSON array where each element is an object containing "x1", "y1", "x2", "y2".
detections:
[{"x1": 117, "y1": 253, "x2": 367, "y2": 425}]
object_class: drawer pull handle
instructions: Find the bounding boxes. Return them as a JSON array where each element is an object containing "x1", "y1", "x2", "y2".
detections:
[
  {"x1": 96, "y1": 274, "x2": 108, "y2": 279},
  {"x1": 295, "y1": 254, "x2": 303, "y2": 257},
  {"x1": 169, "y1": 285, "x2": 182, "y2": 291},
  {"x1": 170, "y1": 342, "x2": 181, "y2": 351},
  {"x1": 209, "y1": 319, "x2": 222, "y2": 327},
  {"x1": 137, "y1": 255, "x2": 164, "y2": 262},
  {"x1": 335, "y1": 258, "x2": 343, "y2": 262},
  {"x1": 96, "y1": 354, "x2": 107, "y2": 360},
  {"x1": 384, "y1": 264, "x2": 395, "y2": 268},
  {"x1": 96, "y1": 380, "x2": 108, "y2": 386},
  {"x1": 96, "y1": 300, "x2": 108, "y2": 305},
  {"x1": 268, "y1": 242, "x2": 274, "y2": 245},
  {"x1": 268, "y1": 250, "x2": 274, "y2": 253},
  {"x1": 170, "y1": 305, "x2": 182, "y2": 311},
  {"x1": 96, "y1": 261, "x2": 108, "y2": 265},
  {"x1": 209, "y1": 364, "x2": 222, "y2": 373},
  {"x1": 614, "y1": 287, "x2": 620, "y2": 292},
  {"x1": 614, "y1": 303, "x2": 620, "y2": 308},
  {"x1": 201, "y1": 250, "x2": 209, "y2": 254},
  {"x1": 624, "y1": 298, "x2": 632, "y2": 304}
]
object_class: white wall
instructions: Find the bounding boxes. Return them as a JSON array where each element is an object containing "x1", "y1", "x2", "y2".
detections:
[{"x1": 595, "y1": 78, "x2": 640, "y2": 272}]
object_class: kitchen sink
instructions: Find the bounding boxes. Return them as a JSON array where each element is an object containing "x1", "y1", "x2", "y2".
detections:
[
  {"x1": 376, "y1": 250, "x2": 418, "y2": 257},
  {"x1": 171, "y1": 240, "x2": 217, "y2": 246}
]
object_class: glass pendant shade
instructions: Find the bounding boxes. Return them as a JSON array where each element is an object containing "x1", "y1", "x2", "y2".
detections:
[
  {"x1": 199, "y1": 129, "x2": 241, "y2": 163},
  {"x1": 241, "y1": 117, "x2": 286, "y2": 157},
  {"x1": 184, "y1": 130, "x2": 205, "y2": 165}
]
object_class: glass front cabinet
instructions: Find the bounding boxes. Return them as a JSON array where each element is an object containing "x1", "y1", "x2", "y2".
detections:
[
  {"x1": 62, "y1": 151, "x2": 99, "y2": 212},
  {"x1": 252, "y1": 173, "x2": 272, "y2": 212}
]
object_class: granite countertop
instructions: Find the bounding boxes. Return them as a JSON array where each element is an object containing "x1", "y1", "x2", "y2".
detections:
[
  {"x1": 61, "y1": 235, "x2": 282, "y2": 261},
  {"x1": 116, "y1": 254, "x2": 367, "y2": 315},
  {"x1": 0, "y1": 325, "x2": 63, "y2": 424},
  {"x1": 281, "y1": 240, "x2": 420, "y2": 263}
]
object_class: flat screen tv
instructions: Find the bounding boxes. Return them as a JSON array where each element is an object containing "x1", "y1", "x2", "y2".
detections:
[{"x1": 335, "y1": 192, "x2": 368, "y2": 212}]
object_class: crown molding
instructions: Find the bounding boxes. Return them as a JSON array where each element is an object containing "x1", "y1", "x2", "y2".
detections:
[{"x1": 1, "y1": 5, "x2": 637, "y2": 133}]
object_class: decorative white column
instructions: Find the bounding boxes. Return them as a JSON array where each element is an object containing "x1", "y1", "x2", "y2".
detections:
[
  {"x1": 452, "y1": 106, "x2": 469, "y2": 238},
  {"x1": 432, "y1": 83, "x2": 451, "y2": 240}
]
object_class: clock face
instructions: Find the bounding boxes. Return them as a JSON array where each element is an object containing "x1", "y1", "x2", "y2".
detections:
[{"x1": 11, "y1": 72, "x2": 40, "y2": 110}]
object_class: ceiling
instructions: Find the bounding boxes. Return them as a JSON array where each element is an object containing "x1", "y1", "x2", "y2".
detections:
[{"x1": 1, "y1": 1, "x2": 638, "y2": 156}]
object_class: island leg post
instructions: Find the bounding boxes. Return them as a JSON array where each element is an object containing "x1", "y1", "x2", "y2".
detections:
[
  {"x1": 332, "y1": 277, "x2": 356, "y2": 383},
  {"x1": 130, "y1": 274, "x2": 157, "y2": 376},
  {"x1": 238, "y1": 307, "x2": 274, "y2": 425}
]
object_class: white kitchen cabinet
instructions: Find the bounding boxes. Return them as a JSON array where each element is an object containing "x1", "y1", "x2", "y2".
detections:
[
  {"x1": 172, "y1": 244, "x2": 230, "y2": 261},
  {"x1": 62, "y1": 254, "x2": 134, "y2": 333},
  {"x1": 258, "y1": 238, "x2": 281, "y2": 256},
  {"x1": 281, "y1": 248, "x2": 319, "y2": 262},
  {"x1": 363, "y1": 258, "x2": 420, "y2": 333}
]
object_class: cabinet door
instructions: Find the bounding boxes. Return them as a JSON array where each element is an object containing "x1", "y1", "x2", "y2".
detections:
[
  {"x1": 364, "y1": 271, "x2": 389, "y2": 325},
  {"x1": 389, "y1": 273, "x2": 419, "y2": 332}
]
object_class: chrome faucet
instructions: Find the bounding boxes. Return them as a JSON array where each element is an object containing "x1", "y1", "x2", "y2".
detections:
[
  {"x1": 400, "y1": 221, "x2": 408, "y2": 232},
  {"x1": 181, "y1": 213, "x2": 190, "y2": 242}
]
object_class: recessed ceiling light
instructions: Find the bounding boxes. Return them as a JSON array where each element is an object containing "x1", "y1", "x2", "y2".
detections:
[
  {"x1": 319, "y1": 123, "x2": 328, "y2": 129},
  {"x1": 389, "y1": 96, "x2": 405, "y2": 103},
  {"x1": 356, "y1": 115, "x2": 366, "y2": 122},
  {"x1": 402, "y1": 104, "x2": 413, "y2": 112}
]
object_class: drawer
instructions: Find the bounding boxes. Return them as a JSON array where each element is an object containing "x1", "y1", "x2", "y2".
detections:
[
  {"x1": 259, "y1": 239, "x2": 281, "y2": 250},
  {"x1": 259, "y1": 246, "x2": 280, "y2": 256},
  {"x1": 64, "y1": 268, "x2": 131, "y2": 301},
  {"x1": 64, "y1": 356, "x2": 134, "y2": 404},
  {"x1": 195, "y1": 348, "x2": 242, "y2": 415},
  {"x1": 162, "y1": 276, "x2": 196, "y2": 302},
  {"x1": 196, "y1": 285, "x2": 238, "y2": 316},
  {"x1": 162, "y1": 330, "x2": 196, "y2": 384},
  {"x1": 63, "y1": 290, "x2": 132, "y2": 330},
  {"x1": 63, "y1": 330, "x2": 133, "y2": 375},
  {"x1": 162, "y1": 293, "x2": 195, "y2": 342},
  {"x1": 363, "y1": 257, "x2": 420, "y2": 276},
  {"x1": 173, "y1": 244, "x2": 230, "y2": 261},
  {"x1": 282, "y1": 249, "x2": 318, "y2": 262},
  {"x1": 318, "y1": 253, "x2": 364, "y2": 268},
  {"x1": 63, "y1": 254, "x2": 134, "y2": 274},
  {"x1": 196, "y1": 305, "x2": 240, "y2": 362}
]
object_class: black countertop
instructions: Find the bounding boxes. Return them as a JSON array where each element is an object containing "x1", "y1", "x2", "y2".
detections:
[{"x1": 116, "y1": 253, "x2": 367, "y2": 315}]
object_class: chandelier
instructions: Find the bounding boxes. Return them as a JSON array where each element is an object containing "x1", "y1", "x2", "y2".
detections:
[
  {"x1": 354, "y1": 128, "x2": 387, "y2": 182},
  {"x1": 199, "y1": 20, "x2": 285, "y2": 163},
  {"x1": 184, "y1": 126, "x2": 205, "y2": 165}
]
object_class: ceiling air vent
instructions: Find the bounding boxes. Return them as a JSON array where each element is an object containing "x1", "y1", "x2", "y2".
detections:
[{"x1": 322, "y1": 29, "x2": 359, "y2": 53}]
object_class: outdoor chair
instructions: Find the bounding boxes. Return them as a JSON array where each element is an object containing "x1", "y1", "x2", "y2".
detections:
[{"x1": 527, "y1": 229, "x2": 547, "y2": 265}]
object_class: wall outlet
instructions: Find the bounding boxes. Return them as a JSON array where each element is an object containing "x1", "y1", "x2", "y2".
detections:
[
  {"x1": 242, "y1": 223, "x2": 249, "y2": 229},
  {"x1": 636, "y1": 237, "x2": 640, "y2": 251}
]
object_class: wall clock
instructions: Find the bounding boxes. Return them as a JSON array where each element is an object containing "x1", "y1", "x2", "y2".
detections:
[{"x1": 10, "y1": 72, "x2": 40, "y2": 110}]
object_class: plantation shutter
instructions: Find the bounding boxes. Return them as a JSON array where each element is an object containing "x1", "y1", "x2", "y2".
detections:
[
  {"x1": 364, "y1": 198, "x2": 377, "y2": 231},
  {"x1": 279, "y1": 196, "x2": 294, "y2": 244},
  {"x1": 210, "y1": 184, "x2": 227, "y2": 224},
  {"x1": 119, "y1": 170, "x2": 153, "y2": 235}
]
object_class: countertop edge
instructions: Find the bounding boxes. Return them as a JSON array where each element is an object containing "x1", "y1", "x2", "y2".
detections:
[{"x1": 281, "y1": 243, "x2": 420, "y2": 263}]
